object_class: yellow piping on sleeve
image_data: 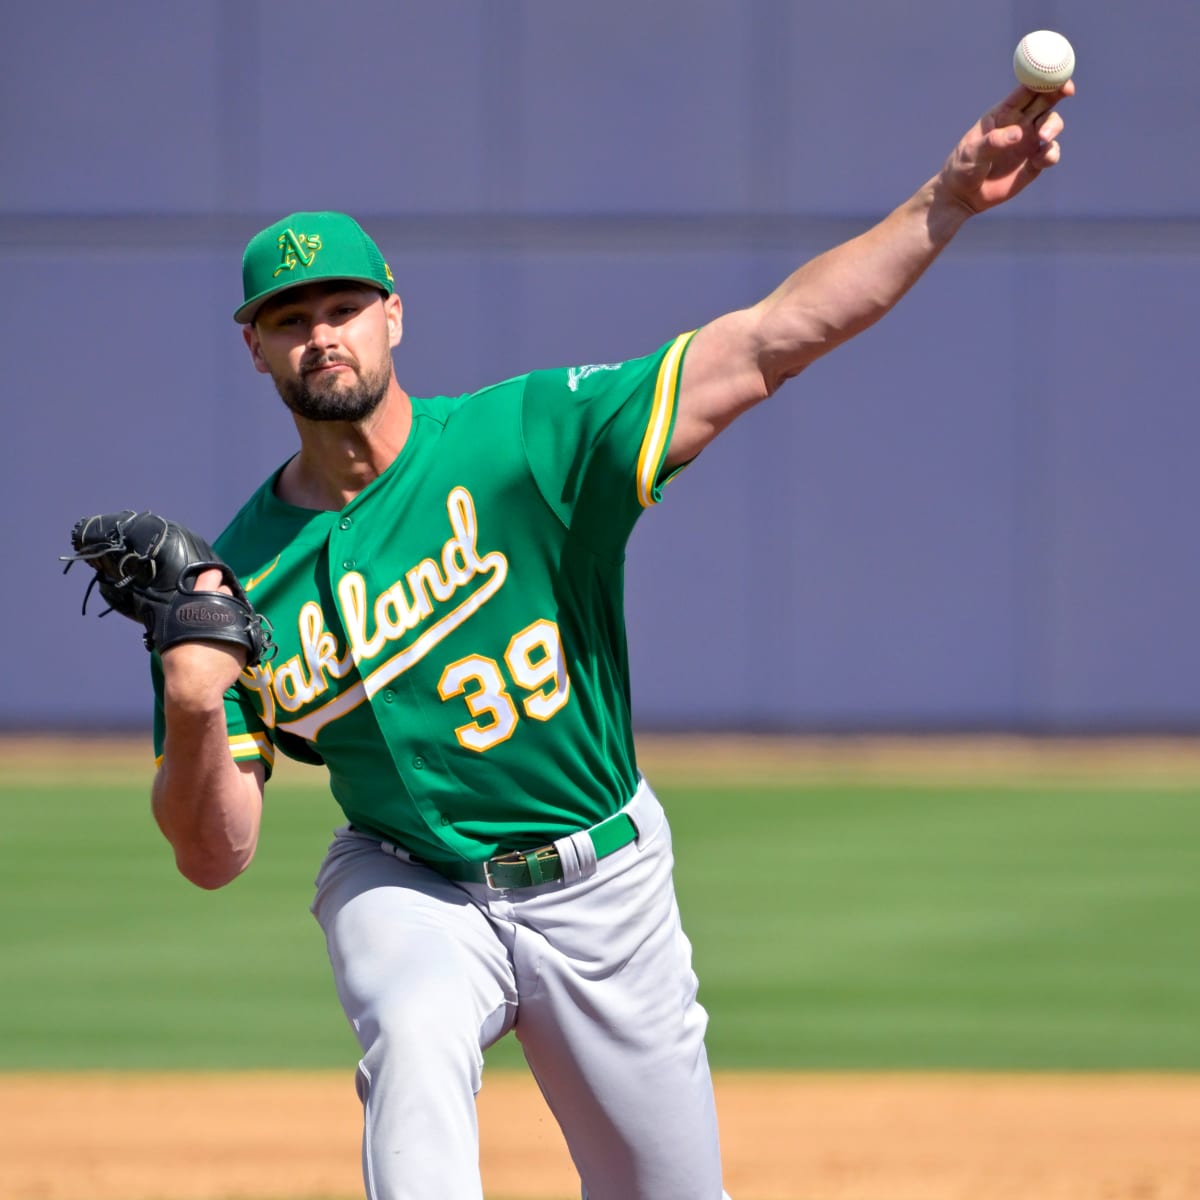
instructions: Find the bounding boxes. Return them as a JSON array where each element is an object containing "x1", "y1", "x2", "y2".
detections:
[
  {"x1": 229, "y1": 732, "x2": 275, "y2": 766},
  {"x1": 636, "y1": 330, "x2": 696, "y2": 508},
  {"x1": 153, "y1": 731, "x2": 274, "y2": 771}
]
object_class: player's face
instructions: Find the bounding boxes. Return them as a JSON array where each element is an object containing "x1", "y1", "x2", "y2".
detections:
[{"x1": 245, "y1": 283, "x2": 403, "y2": 423}]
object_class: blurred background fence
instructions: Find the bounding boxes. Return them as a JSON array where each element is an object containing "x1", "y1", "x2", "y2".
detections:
[{"x1": 3, "y1": 1, "x2": 1198, "y2": 734}]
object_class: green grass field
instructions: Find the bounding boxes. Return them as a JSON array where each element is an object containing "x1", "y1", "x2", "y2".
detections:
[{"x1": 3, "y1": 743, "x2": 1199, "y2": 1073}]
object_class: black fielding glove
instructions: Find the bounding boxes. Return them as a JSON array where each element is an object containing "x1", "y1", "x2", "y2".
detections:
[{"x1": 62, "y1": 510, "x2": 274, "y2": 666}]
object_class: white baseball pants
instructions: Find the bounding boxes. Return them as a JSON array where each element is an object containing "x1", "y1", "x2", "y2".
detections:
[{"x1": 311, "y1": 777, "x2": 731, "y2": 1199}]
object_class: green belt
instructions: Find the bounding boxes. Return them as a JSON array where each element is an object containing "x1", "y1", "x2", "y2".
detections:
[{"x1": 427, "y1": 812, "x2": 638, "y2": 890}]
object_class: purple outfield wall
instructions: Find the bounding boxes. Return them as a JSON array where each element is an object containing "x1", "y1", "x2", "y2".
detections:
[{"x1": 4, "y1": 1, "x2": 1197, "y2": 732}]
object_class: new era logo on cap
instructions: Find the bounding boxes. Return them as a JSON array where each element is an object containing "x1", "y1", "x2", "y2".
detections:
[{"x1": 234, "y1": 211, "x2": 395, "y2": 324}]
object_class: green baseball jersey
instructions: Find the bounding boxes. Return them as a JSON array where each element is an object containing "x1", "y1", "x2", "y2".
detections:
[{"x1": 152, "y1": 332, "x2": 695, "y2": 864}]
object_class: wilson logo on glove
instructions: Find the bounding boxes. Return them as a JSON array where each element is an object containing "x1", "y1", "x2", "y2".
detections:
[{"x1": 176, "y1": 604, "x2": 238, "y2": 627}]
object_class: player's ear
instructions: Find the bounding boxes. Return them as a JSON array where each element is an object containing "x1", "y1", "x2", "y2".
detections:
[
  {"x1": 384, "y1": 293, "x2": 404, "y2": 349},
  {"x1": 243, "y1": 324, "x2": 272, "y2": 375}
]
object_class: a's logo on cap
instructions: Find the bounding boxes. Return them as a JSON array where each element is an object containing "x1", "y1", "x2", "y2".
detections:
[{"x1": 272, "y1": 229, "x2": 323, "y2": 278}]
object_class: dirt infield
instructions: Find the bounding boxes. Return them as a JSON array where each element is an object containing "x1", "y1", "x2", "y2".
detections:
[{"x1": 2, "y1": 1071, "x2": 1199, "y2": 1200}]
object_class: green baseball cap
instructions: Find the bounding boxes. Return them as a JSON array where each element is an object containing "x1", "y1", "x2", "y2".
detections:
[{"x1": 234, "y1": 211, "x2": 395, "y2": 323}]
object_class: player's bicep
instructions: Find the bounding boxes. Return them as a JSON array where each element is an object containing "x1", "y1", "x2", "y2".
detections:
[{"x1": 666, "y1": 310, "x2": 774, "y2": 468}]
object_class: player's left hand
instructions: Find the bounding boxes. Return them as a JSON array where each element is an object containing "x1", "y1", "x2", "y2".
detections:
[
  {"x1": 939, "y1": 80, "x2": 1074, "y2": 215},
  {"x1": 61, "y1": 510, "x2": 275, "y2": 666}
]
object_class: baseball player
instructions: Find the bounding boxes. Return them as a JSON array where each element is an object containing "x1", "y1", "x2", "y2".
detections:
[{"x1": 144, "y1": 82, "x2": 1071, "y2": 1199}]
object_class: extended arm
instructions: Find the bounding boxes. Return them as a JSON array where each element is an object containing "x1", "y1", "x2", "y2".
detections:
[{"x1": 667, "y1": 82, "x2": 1073, "y2": 466}]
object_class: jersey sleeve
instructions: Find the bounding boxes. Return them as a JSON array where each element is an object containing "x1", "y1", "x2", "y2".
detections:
[{"x1": 520, "y1": 331, "x2": 696, "y2": 557}]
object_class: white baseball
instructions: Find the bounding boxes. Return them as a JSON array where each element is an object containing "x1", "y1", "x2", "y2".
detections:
[{"x1": 1013, "y1": 30, "x2": 1075, "y2": 92}]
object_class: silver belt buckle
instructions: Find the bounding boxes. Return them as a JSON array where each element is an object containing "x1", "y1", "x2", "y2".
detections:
[
  {"x1": 482, "y1": 856, "x2": 505, "y2": 890},
  {"x1": 482, "y1": 848, "x2": 524, "y2": 891}
]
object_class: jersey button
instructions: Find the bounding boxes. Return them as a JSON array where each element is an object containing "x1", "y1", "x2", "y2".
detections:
[
  {"x1": 439, "y1": 813, "x2": 451, "y2": 826},
  {"x1": 338, "y1": 516, "x2": 353, "y2": 530},
  {"x1": 382, "y1": 690, "x2": 395, "y2": 704},
  {"x1": 342, "y1": 558, "x2": 356, "y2": 570},
  {"x1": 413, "y1": 755, "x2": 426, "y2": 770}
]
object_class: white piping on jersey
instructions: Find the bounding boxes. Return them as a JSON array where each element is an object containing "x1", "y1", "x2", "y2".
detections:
[
  {"x1": 635, "y1": 330, "x2": 695, "y2": 508},
  {"x1": 225, "y1": 731, "x2": 275, "y2": 767}
]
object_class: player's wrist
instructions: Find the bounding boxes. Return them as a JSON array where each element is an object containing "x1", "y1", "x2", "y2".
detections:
[
  {"x1": 921, "y1": 176, "x2": 976, "y2": 241},
  {"x1": 161, "y1": 644, "x2": 243, "y2": 712}
]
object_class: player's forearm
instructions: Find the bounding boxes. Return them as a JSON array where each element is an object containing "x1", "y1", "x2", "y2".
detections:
[
  {"x1": 751, "y1": 178, "x2": 972, "y2": 394},
  {"x1": 152, "y1": 695, "x2": 263, "y2": 890},
  {"x1": 668, "y1": 180, "x2": 974, "y2": 464}
]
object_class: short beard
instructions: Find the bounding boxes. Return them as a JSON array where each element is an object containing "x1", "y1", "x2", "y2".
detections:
[{"x1": 276, "y1": 356, "x2": 391, "y2": 423}]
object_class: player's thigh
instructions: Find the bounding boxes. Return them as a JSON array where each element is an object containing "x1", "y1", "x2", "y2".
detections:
[
  {"x1": 313, "y1": 831, "x2": 517, "y2": 1056},
  {"x1": 512, "y1": 807, "x2": 725, "y2": 1199}
]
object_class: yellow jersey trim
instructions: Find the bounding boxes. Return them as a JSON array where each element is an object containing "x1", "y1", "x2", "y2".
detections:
[
  {"x1": 229, "y1": 731, "x2": 275, "y2": 766},
  {"x1": 636, "y1": 330, "x2": 695, "y2": 508},
  {"x1": 153, "y1": 731, "x2": 273, "y2": 770}
]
